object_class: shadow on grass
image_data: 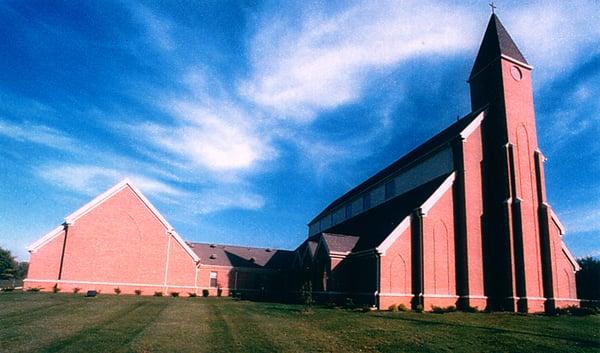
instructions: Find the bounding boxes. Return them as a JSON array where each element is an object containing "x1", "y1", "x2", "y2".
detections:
[
  {"x1": 40, "y1": 301, "x2": 167, "y2": 353},
  {"x1": 372, "y1": 313, "x2": 600, "y2": 349},
  {"x1": 0, "y1": 301, "x2": 80, "y2": 327}
]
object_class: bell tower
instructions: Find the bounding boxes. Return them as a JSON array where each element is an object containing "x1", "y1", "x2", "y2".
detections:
[{"x1": 469, "y1": 14, "x2": 554, "y2": 312}]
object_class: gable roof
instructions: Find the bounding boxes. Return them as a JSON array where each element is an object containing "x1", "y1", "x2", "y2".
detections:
[
  {"x1": 64, "y1": 178, "x2": 172, "y2": 228},
  {"x1": 28, "y1": 179, "x2": 200, "y2": 262},
  {"x1": 470, "y1": 13, "x2": 530, "y2": 79},
  {"x1": 189, "y1": 242, "x2": 295, "y2": 269},
  {"x1": 321, "y1": 233, "x2": 360, "y2": 254},
  {"x1": 322, "y1": 173, "x2": 452, "y2": 252},
  {"x1": 310, "y1": 108, "x2": 484, "y2": 225}
]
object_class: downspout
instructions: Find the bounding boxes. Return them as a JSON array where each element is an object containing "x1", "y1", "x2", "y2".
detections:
[
  {"x1": 57, "y1": 222, "x2": 70, "y2": 281},
  {"x1": 234, "y1": 270, "x2": 238, "y2": 291},
  {"x1": 375, "y1": 251, "x2": 381, "y2": 309}
]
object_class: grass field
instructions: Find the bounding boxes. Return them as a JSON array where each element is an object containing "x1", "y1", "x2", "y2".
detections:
[{"x1": 0, "y1": 292, "x2": 598, "y2": 353}]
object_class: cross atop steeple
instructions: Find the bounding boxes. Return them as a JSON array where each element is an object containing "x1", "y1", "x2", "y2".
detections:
[
  {"x1": 469, "y1": 13, "x2": 529, "y2": 79},
  {"x1": 489, "y1": 2, "x2": 497, "y2": 14}
]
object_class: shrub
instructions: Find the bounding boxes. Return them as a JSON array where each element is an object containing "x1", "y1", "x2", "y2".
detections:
[
  {"x1": 217, "y1": 288, "x2": 223, "y2": 297},
  {"x1": 397, "y1": 304, "x2": 408, "y2": 312},
  {"x1": 114, "y1": 288, "x2": 121, "y2": 295},
  {"x1": 72, "y1": 287, "x2": 81, "y2": 294},
  {"x1": 202, "y1": 289, "x2": 209, "y2": 297},
  {"x1": 388, "y1": 304, "x2": 398, "y2": 312},
  {"x1": 344, "y1": 297, "x2": 355, "y2": 309},
  {"x1": 556, "y1": 305, "x2": 599, "y2": 316},
  {"x1": 414, "y1": 304, "x2": 423, "y2": 313},
  {"x1": 188, "y1": 292, "x2": 197, "y2": 297},
  {"x1": 300, "y1": 281, "x2": 314, "y2": 313},
  {"x1": 431, "y1": 305, "x2": 457, "y2": 314},
  {"x1": 27, "y1": 287, "x2": 41, "y2": 292},
  {"x1": 170, "y1": 292, "x2": 179, "y2": 297},
  {"x1": 463, "y1": 305, "x2": 480, "y2": 313},
  {"x1": 153, "y1": 291, "x2": 163, "y2": 297},
  {"x1": 52, "y1": 284, "x2": 61, "y2": 293},
  {"x1": 134, "y1": 289, "x2": 142, "y2": 296},
  {"x1": 1, "y1": 287, "x2": 15, "y2": 292}
]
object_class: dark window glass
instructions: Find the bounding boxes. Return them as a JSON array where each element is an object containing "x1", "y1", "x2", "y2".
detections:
[
  {"x1": 385, "y1": 180, "x2": 395, "y2": 199},
  {"x1": 345, "y1": 203, "x2": 352, "y2": 218},
  {"x1": 363, "y1": 193, "x2": 371, "y2": 210}
]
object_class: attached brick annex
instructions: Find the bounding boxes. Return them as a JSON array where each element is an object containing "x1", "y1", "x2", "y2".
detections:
[
  {"x1": 26, "y1": 180, "x2": 294, "y2": 297},
  {"x1": 25, "y1": 14, "x2": 580, "y2": 313}
]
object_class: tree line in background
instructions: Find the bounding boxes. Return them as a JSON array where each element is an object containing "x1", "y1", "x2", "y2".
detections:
[
  {"x1": 0, "y1": 247, "x2": 29, "y2": 284},
  {"x1": 576, "y1": 256, "x2": 600, "y2": 302}
]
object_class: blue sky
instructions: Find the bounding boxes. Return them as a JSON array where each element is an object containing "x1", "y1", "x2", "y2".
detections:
[{"x1": 1, "y1": 0, "x2": 598, "y2": 261}]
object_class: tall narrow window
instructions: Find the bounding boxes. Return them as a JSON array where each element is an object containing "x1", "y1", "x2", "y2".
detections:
[
  {"x1": 385, "y1": 180, "x2": 396, "y2": 199},
  {"x1": 345, "y1": 203, "x2": 352, "y2": 218},
  {"x1": 363, "y1": 193, "x2": 371, "y2": 210},
  {"x1": 209, "y1": 271, "x2": 218, "y2": 288}
]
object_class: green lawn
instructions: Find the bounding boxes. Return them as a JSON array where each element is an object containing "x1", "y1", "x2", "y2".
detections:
[{"x1": 0, "y1": 292, "x2": 598, "y2": 353}]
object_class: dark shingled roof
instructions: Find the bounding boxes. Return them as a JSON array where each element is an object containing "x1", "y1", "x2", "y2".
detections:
[
  {"x1": 321, "y1": 233, "x2": 360, "y2": 253},
  {"x1": 322, "y1": 174, "x2": 451, "y2": 252},
  {"x1": 470, "y1": 13, "x2": 528, "y2": 79},
  {"x1": 309, "y1": 107, "x2": 484, "y2": 225},
  {"x1": 189, "y1": 243, "x2": 295, "y2": 269}
]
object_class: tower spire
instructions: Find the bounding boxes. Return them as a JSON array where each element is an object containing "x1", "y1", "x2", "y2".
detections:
[{"x1": 469, "y1": 13, "x2": 529, "y2": 80}]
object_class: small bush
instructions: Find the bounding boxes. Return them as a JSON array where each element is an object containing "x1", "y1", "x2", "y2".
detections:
[
  {"x1": 344, "y1": 297, "x2": 355, "y2": 309},
  {"x1": 300, "y1": 282, "x2": 314, "y2": 313},
  {"x1": 397, "y1": 304, "x2": 408, "y2": 311},
  {"x1": 202, "y1": 289, "x2": 209, "y2": 297},
  {"x1": 153, "y1": 291, "x2": 163, "y2": 297},
  {"x1": 72, "y1": 287, "x2": 81, "y2": 294},
  {"x1": 52, "y1": 284, "x2": 61, "y2": 293},
  {"x1": 556, "y1": 305, "x2": 598, "y2": 316},
  {"x1": 414, "y1": 304, "x2": 423, "y2": 313},
  {"x1": 170, "y1": 292, "x2": 179, "y2": 297},
  {"x1": 27, "y1": 287, "x2": 41, "y2": 292},
  {"x1": 431, "y1": 305, "x2": 457, "y2": 314},
  {"x1": 134, "y1": 289, "x2": 142, "y2": 296},
  {"x1": 388, "y1": 304, "x2": 398, "y2": 312},
  {"x1": 188, "y1": 292, "x2": 197, "y2": 297},
  {"x1": 217, "y1": 288, "x2": 223, "y2": 297},
  {"x1": 1, "y1": 287, "x2": 15, "y2": 292},
  {"x1": 463, "y1": 305, "x2": 480, "y2": 313},
  {"x1": 114, "y1": 288, "x2": 121, "y2": 295}
]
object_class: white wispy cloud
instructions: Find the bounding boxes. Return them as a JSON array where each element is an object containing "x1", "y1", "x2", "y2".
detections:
[
  {"x1": 506, "y1": 1, "x2": 600, "y2": 83},
  {"x1": 189, "y1": 187, "x2": 265, "y2": 215},
  {"x1": 128, "y1": 2, "x2": 175, "y2": 51},
  {"x1": 240, "y1": 0, "x2": 476, "y2": 121},
  {"x1": 0, "y1": 119, "x2": 78, "y2": 152},
  {"x1": 560, "y1": 205, "x2": 600, "y2": 234},
  {"x1": 37, "y1": 164, "x2": 184, "y2": 199}
]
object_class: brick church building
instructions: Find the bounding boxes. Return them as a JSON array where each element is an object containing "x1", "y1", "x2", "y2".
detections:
[{"x1": 25, "y1": 14, "x2": 580, "y2": 313}]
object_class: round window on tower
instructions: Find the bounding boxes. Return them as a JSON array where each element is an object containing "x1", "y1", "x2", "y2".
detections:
[{"x1": 511, "y1": 65, "x2": 523, "y2": 81}]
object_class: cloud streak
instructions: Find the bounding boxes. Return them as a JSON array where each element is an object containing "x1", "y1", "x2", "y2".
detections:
[
  {"x1": 0, "y1": 120, "x2": 78, "y2": 152},
  {"x1": 240, "y1": 1, "x2": 476, "y2": 121}
]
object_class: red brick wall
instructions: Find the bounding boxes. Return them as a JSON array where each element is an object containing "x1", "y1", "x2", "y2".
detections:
[
  {"x1": 547, "y1": 219, "x2": 577, "y2": 305},
  {"x1": 422, "y1": 187, "x2": 457, "y2": 309},
  {"x1": 26, "y1": 230, "x2": 65, "y2": 288},
  {"x1": 501, "y1": 60, "x2": 545, "y2": 312},
  {"x1": 25, "y1": 186, "x2": 197, "y2": 295},
  {"x1": 379, "y1": 223, "x2": 412, "y2": 308},
  {"x1": 461, "y1": 124, "x2": 486, "y2": 307}
]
